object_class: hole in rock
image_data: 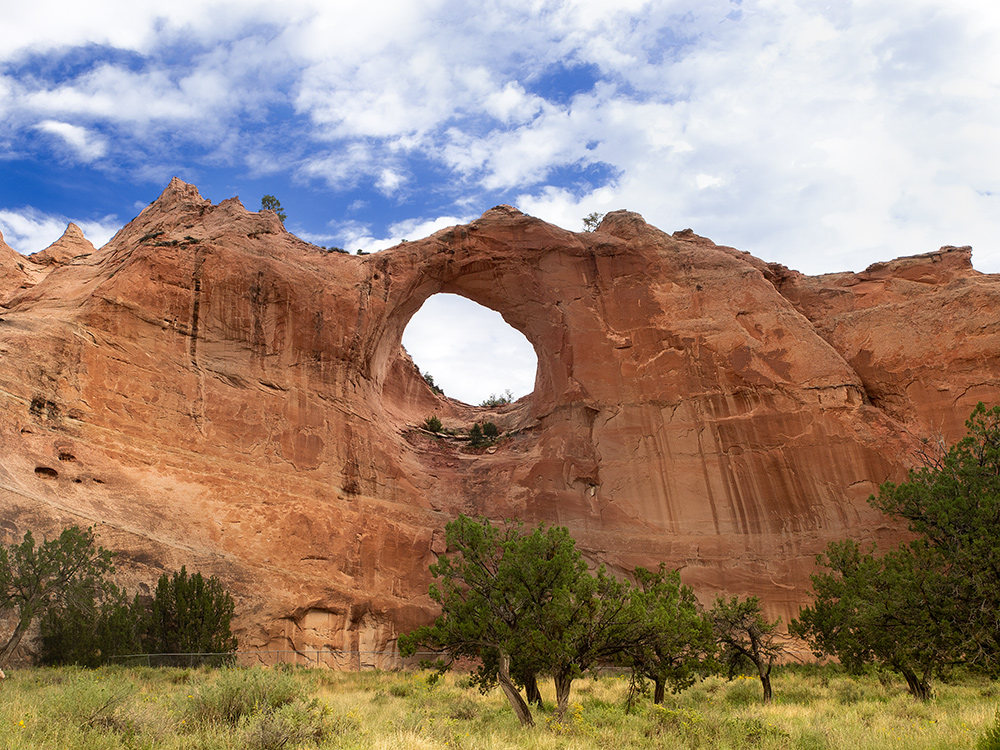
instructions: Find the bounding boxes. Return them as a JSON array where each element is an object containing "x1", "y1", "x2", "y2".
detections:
[
  {"x1": 402, "y1": 294, "x2": 537, "y2": 406},
  {"x1": 34, "y1": 466, "x2": 58, "y2": 479}
]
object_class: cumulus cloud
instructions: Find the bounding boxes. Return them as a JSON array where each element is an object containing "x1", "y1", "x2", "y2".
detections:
[
  {"x1": 0, "y1": 207, "x2": 119, "y2": 255},
  {"x1": 331, "y1": 213, "x2": 472, "y2": 254},
  {"x1": 1, "y1": 0, "x2": 998, "y2": 278}
]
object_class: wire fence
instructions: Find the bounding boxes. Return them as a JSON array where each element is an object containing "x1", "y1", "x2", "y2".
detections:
[{"x1": 108, "y1": 649, "x2": 445, "y2": 670}]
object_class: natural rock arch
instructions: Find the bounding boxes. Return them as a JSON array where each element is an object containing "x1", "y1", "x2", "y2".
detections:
[{"x1": 2, "y1": 180, "x2": 998, "y2": 659}]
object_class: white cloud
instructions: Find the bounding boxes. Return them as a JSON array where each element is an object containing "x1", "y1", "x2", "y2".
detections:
[
  {"x1": 333, "y1": 213, "x2": 471, "y2": 254},
  {"x1": 402, "y1": 293, "x2": 537, "y2": 405},
  {"x1": 1, "y1": 0, "x2": 998, "y2": 277},
  {"x1": 0, "y1": 208, "x2": 119, "y2": 255},
  {"x1": 35, "y1": 120, "x2": 107, "y2": 161}
]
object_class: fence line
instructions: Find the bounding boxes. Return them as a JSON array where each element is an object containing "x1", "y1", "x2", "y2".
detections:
[{"x1": 108, "y1": 649, "x2": 445, "y2": 670}]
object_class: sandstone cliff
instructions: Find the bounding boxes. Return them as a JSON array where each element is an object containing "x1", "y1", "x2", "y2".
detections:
[{"x1": 1, "y1": 179, "x2": 997, "y2": 662}]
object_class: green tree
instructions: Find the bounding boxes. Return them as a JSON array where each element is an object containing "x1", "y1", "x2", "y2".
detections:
[
  {"x1": 791, "y1": 540, "x2": 955, "y2": 700},
  {"x1": 39, "y1": 585, "x2": 143, "y2": 667},
  {"x1": 710, "y1": 595, "x2": 785, "y2": 703},
  {"x1": 793, "y1": 402, "x2": 1000, "y2": 697},
  {"x1": 625, "y1": 565, "x2": 714, "y2": 704},
  {"x1": 145, "y1": 567, "x2": 238, "y2": 656},
  {"x1": 400, "y1": 516, "x2": 677, "y2": 725},
  {"x1": 870, "y1": 402, "x2": 1000, "y2": 670},
  {"x1": 422, "y1": 371, "x2": 444, "y2": 396},
  {"x1": 260, "y1": 195, "x2": 287, "y2": 222},
  {"x1": 0, "y1": 526, "x2": 115, "y2": 667},
  {"x1": 479, "y1": 391, "x2": 513, "y2": 408},
  {"x1": 534, "y1": 564, "x2": 646, "y2": 721},
  {"x1": 468, "y1": 423, "x2": 485, "y2": 448},
  {"x1": 424, "y1": 415, "x2": 443, "y2": 433},
  {"x1": 399, "y1": 516, "x2": 591, "y2": 727},
  {"x1": 482, "y1": 422, "x2": 500, "y2": 440},
  {"x1": 582, "y1": 212, "x2": 604, "y2": 232}
]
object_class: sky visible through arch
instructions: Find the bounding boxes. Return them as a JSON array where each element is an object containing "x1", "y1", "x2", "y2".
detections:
[
  {"x1": 2, "y1": 0, "x2": 999, "y2": 400},
  {"x1": 403, "y1": 295, "x2": 537, "y2": 406}
]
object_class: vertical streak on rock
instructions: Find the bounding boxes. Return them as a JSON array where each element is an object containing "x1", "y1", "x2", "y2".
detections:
[{"x1": 189, "y1": 246, "x2": 206, "y2": 432}]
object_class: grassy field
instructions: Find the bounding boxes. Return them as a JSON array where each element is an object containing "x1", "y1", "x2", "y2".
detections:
[{"x1": 0, "y1": 664, "x2": 997, "y2": 749}]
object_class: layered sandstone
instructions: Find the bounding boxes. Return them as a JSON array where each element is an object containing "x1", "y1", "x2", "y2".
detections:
[{"x1": 1, "y1": 179, "x2": 997, "y2": 662}]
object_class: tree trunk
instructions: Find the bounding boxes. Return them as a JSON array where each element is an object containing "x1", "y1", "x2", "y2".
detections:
[
  {"x1": 497, "y1": 651, "x2": 534, "y2": 727},
  {"x1": 554, "y1": 671, "x2": 574, "y2": 723},
  {"x1": 524, "y1": 672, "x2": 543, "y2": 708},
  {"x1": 901, "y1": 666, "x2": 932, "y2": 701},
  {"x1": 757, "y1": 662, "x2": 773, "y2": 704},
  {"x1": 653, "y1": 677, "x2": 666, "y2": 705},
  {"x1": 0, "y1": 616, "x2": 31, "y2": 668}
]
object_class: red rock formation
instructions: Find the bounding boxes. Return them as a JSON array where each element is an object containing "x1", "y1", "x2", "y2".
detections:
[
  {"x1": 1, "y1": 179, "x2": 997, "y2": 661},
  {"x1": 29, "y1": 222, "x2": 96, "y2": 266},
  {"x1": 0, "y1": 230, "x2": 40, "y2": 302}
]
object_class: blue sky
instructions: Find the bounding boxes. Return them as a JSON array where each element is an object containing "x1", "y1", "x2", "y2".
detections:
[{"x1": 2, "y1": 0, "x2": 999, "y2": 404}]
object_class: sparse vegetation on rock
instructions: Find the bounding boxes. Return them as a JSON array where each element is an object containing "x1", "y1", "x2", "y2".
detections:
[
  {"x1": 479, "y1": 391, "x2": 512, "y2": 408},
  {"x1": 260, "y1": 195, "x2": 286, "y2": 222},
  {"x1": 582, "y1": 212, "x2": 604, "y2": 231},
  {"x1": 422, "y1": 371, "x2": 444, "y2": 396}
]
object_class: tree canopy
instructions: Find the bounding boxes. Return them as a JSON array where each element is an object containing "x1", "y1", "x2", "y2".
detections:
[
  {"x1": 793, "y1": 402, "x2": 1000, "y2": 699},
  {"x1": 41, "y1": 565, "x2": 238, "y2": 667},
  {"x1": 260, "y1": 194, "x2": 287, "y2": 222},
  {"x1": 626, "y1": 564, "x2": 714, "y2": 704},
  {"x1": 0, "y1": 526, "x2": 115, "y2": 667},
  {"x1": 399, "y1": 515, "x2": 716, "y2": 726}
]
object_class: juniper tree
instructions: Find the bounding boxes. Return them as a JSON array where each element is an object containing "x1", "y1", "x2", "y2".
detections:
[{"x1": 0, "y1": 526, "x2": 115, "y2": 667}]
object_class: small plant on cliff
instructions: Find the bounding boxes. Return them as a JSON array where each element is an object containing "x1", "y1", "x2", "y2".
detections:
[
  {"x1": 424, "y1": 416, "x2": 443, "y2": 433},
  {"x1": 479, "y1": 390, "x2": 512, "y2": 408},
  {"x1": 260, "y1": 195, "x2": 287, "y2": 222},
  {"x1": 482, "y1": 421, "x2": 499, "y2": 440},
  {"x1": 468, "y1": 423, "x2": 486, "y2": 448},
  {"x1": 422, "y1": 371, "x2": 444, "y2": 396},
  {"x1": 583, "y1": 212, "x2": 604, "y2": 232}
]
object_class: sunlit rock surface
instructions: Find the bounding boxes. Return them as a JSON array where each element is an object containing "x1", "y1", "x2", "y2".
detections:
[{"x1": 2, "y1": 179, "x2": 998, "y2": 660}]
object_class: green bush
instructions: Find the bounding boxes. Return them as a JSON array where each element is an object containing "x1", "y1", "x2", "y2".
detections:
[
  {"x1": 424, "y1": 416, "x2": 443, "y2": 433},
  {"x1": 189, "y1": 667, "x2": 301, "y2": 726},
  {"x1": 40, "y1": 565, "x2": 238, "y2": 666},
  {"x1": 482, "y1": 421, "x2": 499, "y2": 439},
  {"x1": 239, "y1": 699, "x2": 331, "y2": 750},
  {"x1": 479, "y1": 391, "x2": 512, "y2": 408},
  {"x1": 145, "y1": 567, "x2": 238, "y2": 655}
]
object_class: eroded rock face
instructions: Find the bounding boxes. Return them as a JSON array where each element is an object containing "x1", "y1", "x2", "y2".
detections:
[{"x1": 1, "y1": 179, "x2": 998, "y2": 660}]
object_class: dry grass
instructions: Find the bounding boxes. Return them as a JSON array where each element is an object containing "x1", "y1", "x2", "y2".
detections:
[{"x1": 0, "y1": 664, "x2": 996, "y2": 749}]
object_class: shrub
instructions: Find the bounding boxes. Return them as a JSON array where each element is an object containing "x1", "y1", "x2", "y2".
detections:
[
  {"x1": 422, "y1": 371, "x2": 444, "y2": 396},
  {"x1": 424, "y1": 416, "x2": 443, "y2": 433},
  {"x1": 482, "y1": 422, "x2": 499, "y2": 439},
  {"x1": 260, "y1": 195, "x2": 286, "y2": 222},
  {"x1": 189, "y1": 667, "x2": 301, "y2": 726},
  {"x1": 145, "y1": 567, "x2": 238, "y2": 655},
  {"x1": 583, "y1": 212, "x2": 604, "y2": 232},
  {"x1": 468, "y1": 423, "x2": 485, "y2": 448},
  {"x1": 479, "y1": 391, "x2": 512, "y2": 408},
  {"x1": 239, "y1": 699, "x2": 331, "y2": 750}
]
